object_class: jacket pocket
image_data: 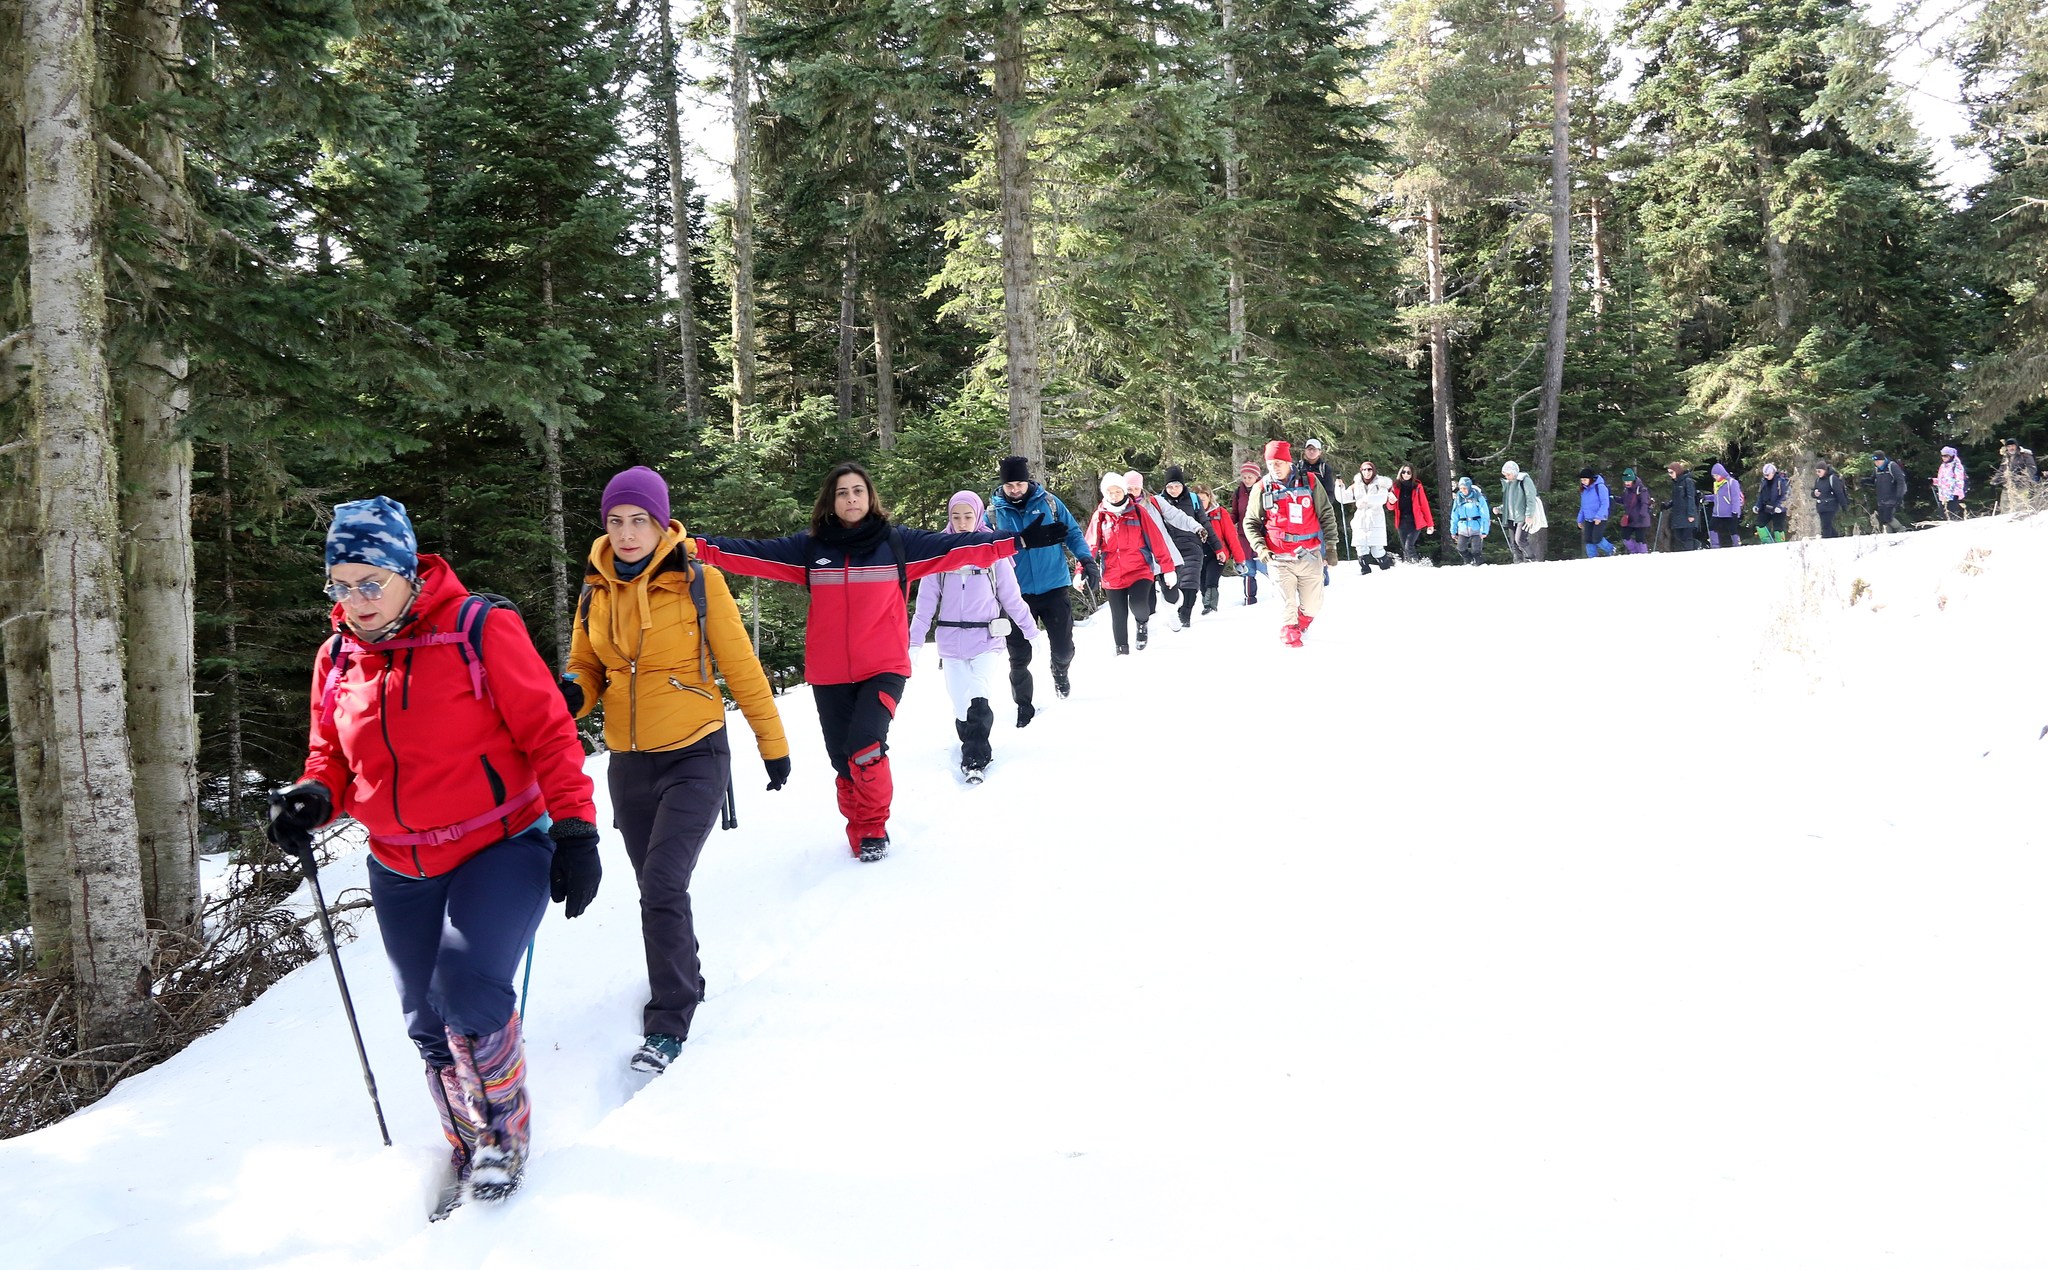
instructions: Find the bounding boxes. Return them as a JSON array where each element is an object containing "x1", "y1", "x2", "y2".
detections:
[{"x1": 667, "y1": 675, "x2": 714, "y2": 700}]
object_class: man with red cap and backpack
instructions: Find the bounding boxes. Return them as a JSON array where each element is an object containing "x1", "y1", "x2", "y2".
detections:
[{"x1": 1242, "y1": 441, "x2": 1340, "y2": 647}]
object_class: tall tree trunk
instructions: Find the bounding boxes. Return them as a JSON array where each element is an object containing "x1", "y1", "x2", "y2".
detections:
[
  {"x1": 540, "y1": 261, "x2": 570, "y2": 665},
  {"x1": 1220, "y1": 0, "x2": 1250, "y2": 468},
  {"x1": 1533, "y1": 0, "x2": 1570, "y2": 494},
  {"x1": 1751, "y1": 109, "x2": 1795, "y2": 340},
  {"x1": 1425, "y1": 197, "x2": 1460, "y2": 522},
  {"x1": 116, "y1": 0, "x2": 200, "y2": 940},
  {"x1": 2, "y1": 443, "x2": 69, "y2": 976},
  {"x1": 218, "y1": 443, "x2": 245, "y2": 858},
  {"x1": 25, "y1": 0, "x2": 155, "y2": 1047},
  {"x1": 871, "y1": 288, "x2": 897, "y2": 450},
  {"x1": 658, "y1": 0, "x2": 705, "y2": 427},
  {"x1": 994, "y1": 3, "x2": 1043, "y2": 471},
  {"x1": 1587, "y1": 119, "x2": 1608, "y2": 324},
  {"x1": 728, "y1": 0, "x2": 757, "y2": 441},
  {"x1": 836, "y1": 238, "x2": 859, "y2": 427}
]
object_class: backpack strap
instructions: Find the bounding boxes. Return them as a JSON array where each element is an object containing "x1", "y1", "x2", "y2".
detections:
[
  {"x1": 576, "y1": 582, "x2": 595, "y2": 637},
  {"x1": 454, "y1": 595, "x2": 493, "y2": 706},
  {"x1": 887, "y1": 526, "x2": 909, "y2": 601},
  {"x1": 687, "y1": 557, "x2": 710, "y2": 683},
  {"x1": 316, "y1": 631, "x2": 350, "y2": 733}
]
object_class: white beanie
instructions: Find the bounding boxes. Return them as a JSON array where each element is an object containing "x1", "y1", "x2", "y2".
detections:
[
  {"x1": 1501, "y1": 460, "x2": 1521, "y2": 478},
  {"x1": 1100, "y1": 472, "x2": 1127, "y2": 497}
]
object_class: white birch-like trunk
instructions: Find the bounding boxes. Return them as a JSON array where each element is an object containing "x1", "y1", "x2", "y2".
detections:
[
  {"x1": 728, "y1": 0, "x2": 757, "y2": 441},
  {"x1": 1533, "y1": 0, "x2": 1570, "y2": 494},
  {"x1": 116, "y1": 0, "x2": 200, "y2": 940},
  {"x1": 659, "y1": 0, "x2": 705, "y2": 426},
  {"x1": 837, "y1": 239, "x2": 859, "y2": 426},
  {"x1": 2, "y1": 442, "x2": 70, "y2": 975},
  {"x1": 994, "y1": 4, "x2": 1043, "y2": 471},
  {"x1": 1220, "y1": 0, "x2": 1249, "y2": 468},
  {"x1": 1425, "y1": 197, "x2": 1460, "y2": 521},
  {"x1": 541, "y1": 261, "x2": 570, "y2": 664},
  {"x1": 871, "y1": 289, "x2": 897, "y2": 450},
  {"x1": 25, "y1": 0, "x2": 155, "y2": 1047}
]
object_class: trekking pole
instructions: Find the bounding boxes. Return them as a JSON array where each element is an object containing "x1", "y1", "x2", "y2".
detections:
[
  {"x1": 293, "y1": 843, "x2": 391, "y2": 1147},
  {"x1": 519, "y1": 935, "x2": 536, "y2": 1018},
  {"x1": 721, "y1": 749, "x2": 738, "y2": 830}
]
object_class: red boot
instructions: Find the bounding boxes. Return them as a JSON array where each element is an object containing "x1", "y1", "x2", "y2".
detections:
[
  {"x1": 1295, "y1": 612, "x2": 1316, "y2": 635},
  {"x1": 1280, "y1": 622, "x2": 1303, "y2": 648}
]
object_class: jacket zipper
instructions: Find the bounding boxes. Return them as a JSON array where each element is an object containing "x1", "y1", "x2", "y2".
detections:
[
  {"x1": 372, "y1": 658, "x2": 423, "y2": 877},
  {"x1": 627, "y1": 610, "x2": 645, "y2": 751},
  {"x1": 668, "y1": 675, "x2": 712, "y2": 700}
]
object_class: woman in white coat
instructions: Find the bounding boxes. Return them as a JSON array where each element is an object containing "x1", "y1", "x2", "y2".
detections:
[{"x1": 1341, "y1": 460, "x2": 1395, "y2": 574}]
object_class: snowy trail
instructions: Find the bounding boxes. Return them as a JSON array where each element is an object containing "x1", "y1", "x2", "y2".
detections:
[{"x1": 5, "y1": 518, "x2": 2045, "y2": 1268}]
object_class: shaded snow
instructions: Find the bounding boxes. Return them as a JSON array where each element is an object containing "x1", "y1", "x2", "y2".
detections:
[{"x1": 5, "y1": 516, "x2": 2045, "y2": 1268}]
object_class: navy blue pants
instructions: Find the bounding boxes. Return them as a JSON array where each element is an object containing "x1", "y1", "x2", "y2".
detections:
[{"x1": 370, "y1": 825, "x2": 553, "y2": 1065}]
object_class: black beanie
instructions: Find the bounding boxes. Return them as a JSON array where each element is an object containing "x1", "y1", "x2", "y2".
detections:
[
  {"x1": 1162, "y1": 464, "x2": 1186, "y2": 487},
  {"x1": 999, "y1": 455, "x2": 1031, "y2": 484},
  {"x1": 1578, "y1": 467, "x2": 1597, "y2": 482}
]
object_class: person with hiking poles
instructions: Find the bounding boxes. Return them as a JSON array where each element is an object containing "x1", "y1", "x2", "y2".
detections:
[
  {"x1": 1619, "y1": 468, "x2": 1655, "y2": 553},
  {"x1": 988, "y1": 455, "x2": 1097, "y2": 725},
  {"x1": 1664, "y1": 460, "x2": 1701, "y2": 550},
  {"x1": 265, "y1": 496, "x2": 599, "y2": 1209},
  {"x1": 1196, "y1": 481, "x2": 1244, "y2": 611},
  {"x1": 1230, "y1": 461, "x2": 1268, "y2": 604},
  {"x1": 691, "y1": 462, "x2": 1018, "y2": 863},
  {"x1": 1933, "y1": 447, "x2": 1968, "y2": 520},
  {"x1": 561, "y1": 466, "x2": 790, "y2": 1077},
  {"x1": 1754, "y1": 463, "x2": 1791, "y2": 543},
  {"x1": 909, "y1": 490, "x2": 1042, "y2": 784},
  {"x1": 1449, "y1": 475, "x2": 1490, "y2": 565}
]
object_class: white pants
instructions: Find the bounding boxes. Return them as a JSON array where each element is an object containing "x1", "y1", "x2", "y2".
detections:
[{"x1": 941, "y1": 649, "x2": 1006, "y2": 720}]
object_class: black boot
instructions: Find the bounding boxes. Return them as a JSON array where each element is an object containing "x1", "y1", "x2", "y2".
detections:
[
  {"x1": 1136, "y1": 622, "x2": 1149, "y2": 650},
  {"x1": 1051, "y1": 662, "x2": 1071, "y2": 697}
]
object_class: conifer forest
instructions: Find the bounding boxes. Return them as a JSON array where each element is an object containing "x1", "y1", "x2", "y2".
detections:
[{"x1": 0, "y1": 0, "x2": 2044, "y2": 1082}]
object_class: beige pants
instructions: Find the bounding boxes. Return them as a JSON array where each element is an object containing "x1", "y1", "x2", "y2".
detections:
[{"x1": 1270, "y1": 552, "x2": 1325, "y2": 626}]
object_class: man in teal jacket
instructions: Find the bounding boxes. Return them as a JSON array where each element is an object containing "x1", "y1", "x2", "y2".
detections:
[{"x1": 989, "y1": 455, "x2": 1099, "y2": 724}]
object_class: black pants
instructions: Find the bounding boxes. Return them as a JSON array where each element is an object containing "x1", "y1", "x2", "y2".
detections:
[
  {"x1": 1877, "y1": 502, "x2": 1904, "y2": 532},
  {"x1": 1940, "y1": 498, "x2": 1965, "y2": 521},
  {"x1": 813, "y1": 673, "x2": 906, "y2": 847},
  {"x1": 1174, "y1": 579, "x2": 1198, "y2": 625},
  {"x1": 1760, "y1": 512, "x2": 1786, "y2": 537},
  {"x1": 1005, "y1": 588, "x2": 1075, "y2": 710},
  {"x1": 1397, "y1": 527, "x2": 1421, "y2": 561},
  {"x1": 1104, "y1": 583, "x2": 1155, "y2": 651},
  {"x1": 1672, "y1": 526, "x2": 1696, "y2": 550},
  {"x1": 609, "y1": 730, "x2": 730, "y2": 1039},
  {"x1": 1622, "y1": 525, "x2": 1648, "y2": 548},
  {"x1": 1819, "y1": 509, "x2": 1840, "y2": 539}
]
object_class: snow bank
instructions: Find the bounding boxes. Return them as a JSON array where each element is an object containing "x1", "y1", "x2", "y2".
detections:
[{"x1": 4, "y1": 516, "x2": 2043, "y2": 1269}]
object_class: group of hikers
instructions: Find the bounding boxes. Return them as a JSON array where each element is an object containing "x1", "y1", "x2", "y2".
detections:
[{"x1": 258, "y1": 428, "x2": 2037, "y2": 1213}]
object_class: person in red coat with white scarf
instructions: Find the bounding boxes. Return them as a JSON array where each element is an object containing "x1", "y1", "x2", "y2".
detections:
[
  {"x1": 266, "y1": 495, "x2": 598, "y2": 1208},
  {"x1": 1086, "y1": 471, "x2": 1182, "y2": 654}
]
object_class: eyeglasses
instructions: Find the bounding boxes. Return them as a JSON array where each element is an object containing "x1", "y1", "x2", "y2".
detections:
[{"x1": 324, "y1": 576, "x2": 393, "y2": 603}]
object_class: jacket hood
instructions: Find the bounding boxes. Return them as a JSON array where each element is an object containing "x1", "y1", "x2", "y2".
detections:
[
  {"x1": 1712, "y1": 463, "x2": 1730, "y2": 480},
  {"x1": 1762, "y1": 462, "x2": 1777, "y2": 478}
]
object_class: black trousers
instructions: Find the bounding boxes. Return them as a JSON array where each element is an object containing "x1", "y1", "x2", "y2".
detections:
[
  {"x1": 1819, "y1": 509, "x2": 1840, "y2": 538},
  {"x1": 609, "y1": 730, "x2": 730, "y2": 1039},
  {"x1": 813, "y1": 673, "x2": 906, "y2": 780},
  {"x1": 1104, "y1": 583, "x2": 1155, "y2": 650},
  {"x1": 1006, "y1": 588, "x2": 1075, "y2": 709}
]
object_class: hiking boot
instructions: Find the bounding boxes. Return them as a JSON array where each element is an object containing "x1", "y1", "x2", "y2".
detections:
[
  {"x1": 630, "y1": 1032, "x2": 684, "y2": 1075},
  {"x1": 857, "y1": 836, "x2": 890, "y2": 863},
  {"x1": 1136, "y1": 623, "x2": 1149, "y2": 650},
  {"x1": 1115, "y1": 645, "x2": 1129, "y2": 655},
  {"x1": 1051, "y1": 664, "x2": 1071, "y2": 697},
  {"x1": 1017, "y1": 702, "x2": 1035, "y2": 728},
  {"x1": 1281, "y1": 623, "x2": 1304, "y2": 648}
]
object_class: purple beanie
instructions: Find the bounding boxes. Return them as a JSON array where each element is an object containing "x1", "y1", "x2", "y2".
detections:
[{"x1": 601, "y1": 466, "x2": 671, "y2": 527}]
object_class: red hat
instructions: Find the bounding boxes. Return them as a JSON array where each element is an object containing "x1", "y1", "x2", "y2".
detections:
[{"x1": 1264, "y1": 440, "x2": 1292, "y2": 464}]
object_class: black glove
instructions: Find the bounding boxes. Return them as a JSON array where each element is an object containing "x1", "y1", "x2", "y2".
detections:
[
  {"x1": 1019, "y1": 521, "x2": 1066, "y2": 549},
  {"x1": 764, "y1": 755, "x2": 791, "y2": 791},
  {"x1": 557, "y1": 675, "x2": 584, "y2": 715},
  {"x1": 1081, "y1": 559, "x2": 1102, "y2": 590},
  {"x1": 265, "y1": 781, "x2": 331, "y2": 865},
  {"x1": 548, "y1": 818, "x2": 602, "y2": 919}
]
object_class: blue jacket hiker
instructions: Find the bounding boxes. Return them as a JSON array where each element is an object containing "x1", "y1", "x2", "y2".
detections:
[
  {"x1": 1449, "y1": 477, "x2": 1490, "y2": 565},
  {"x1": 1576, "y1": 470, "x2": 1619, "y2": 558},
  {"x1": 988, "y1": 455, "x2": 1098, "y2": 725}
]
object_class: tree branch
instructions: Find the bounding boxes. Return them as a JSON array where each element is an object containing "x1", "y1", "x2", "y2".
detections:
[{"x1": 100, "y1": 133, "x2": 285, "y2": 269}]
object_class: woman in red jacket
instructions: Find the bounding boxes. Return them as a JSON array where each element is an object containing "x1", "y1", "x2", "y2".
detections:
[
  {"x1": 264, "y1": 497, "x2": 598, "y2": 1210},
  {"x1": 1389, "y1": 464, "x2": 1436, "y2": 563},
  {"x1": 692, "y1": 462, "x2": 1017, "y2": 862},
  {"x1": 1199, "y1": 481, "x2": 1247, "y2": 611},
  {"x1": 1085, "y1": 471, "x2": 1182, "y2": 654}
]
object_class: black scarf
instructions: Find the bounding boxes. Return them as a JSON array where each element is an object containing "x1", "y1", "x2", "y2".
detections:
[{"x1": 815, "y1": 513, "x2": 892, "y2": 555}]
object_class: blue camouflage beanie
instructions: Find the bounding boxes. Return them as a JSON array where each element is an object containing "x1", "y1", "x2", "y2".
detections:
[{"x1": 325, "y1": 496, "x2": 418, "y2": 580}]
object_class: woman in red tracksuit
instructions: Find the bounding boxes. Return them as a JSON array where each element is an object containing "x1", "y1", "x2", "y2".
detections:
[
  {"x1": 692, "y1": 462, "x2": 1017, "y2": 863},
  {"x1": 1084, "y1": 471, "x2": 1182, "y2": 655},
  {"x1": 264, "y1": 496, "x2": 597, "y2": 1210}
]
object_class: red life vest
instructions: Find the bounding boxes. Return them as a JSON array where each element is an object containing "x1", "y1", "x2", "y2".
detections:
[{"x1": 1261, "y1": 478, "x2": 1323, "y2": 556}]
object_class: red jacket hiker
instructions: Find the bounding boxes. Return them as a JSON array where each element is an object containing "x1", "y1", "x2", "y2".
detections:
[
  {"x1": 1390, "y1": 479, "x2": 1436, "y2": 531},
  {"x1": 1085, "y1": 496, "x2": 1182, "y2": 590},
  {"x1": 298, "y1": 553, "x2": 596, "y2": 879},
  {"x1": 1206, "y1": 502, "x2": 1248, "y2": 564}
]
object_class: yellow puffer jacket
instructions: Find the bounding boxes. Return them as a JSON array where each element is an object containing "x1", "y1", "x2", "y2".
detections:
[{"x1": 565, "y1": 524, "x2": 788, "y2": 760}]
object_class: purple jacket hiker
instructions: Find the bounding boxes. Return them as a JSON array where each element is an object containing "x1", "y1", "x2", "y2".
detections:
[
  {"x1": 1710, "y1": 464, "x2": 1745, "y2": 517},
  {"x1": 909, "y1": 492, "x2": 1041, "y2": 660},
  {"x1": 1621, "y1": 478, "x2": 1654, "y2": 528}
]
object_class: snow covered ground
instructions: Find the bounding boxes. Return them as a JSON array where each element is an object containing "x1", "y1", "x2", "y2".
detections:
[{"x1": 4, "y1": 514, "x2": 2045, "y2": 1269}]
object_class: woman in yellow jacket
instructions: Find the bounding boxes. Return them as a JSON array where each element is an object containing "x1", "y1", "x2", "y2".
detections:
[{"x1": 563, "y1": 466, "x2": 790, "y2": 1075}]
